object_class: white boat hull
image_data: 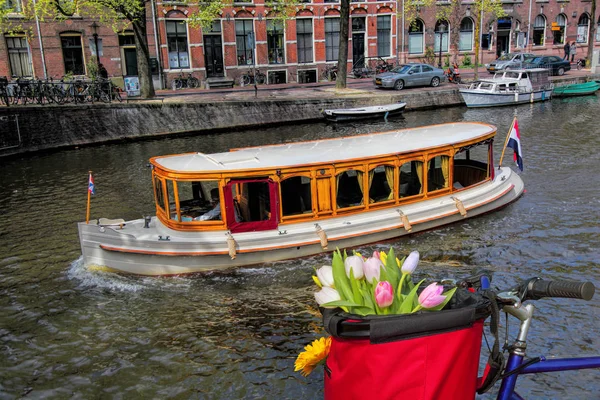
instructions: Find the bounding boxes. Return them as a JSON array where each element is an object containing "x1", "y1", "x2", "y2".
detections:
[
  {"x1": 459, "y1": 89, "x2": 553, "y2": 108},
  {"x1": 78, "y1": 167, "x2": 524, "y2": 275},
  {"x1": 322, "y1": 103, "x2": 406, "y2": 121}
]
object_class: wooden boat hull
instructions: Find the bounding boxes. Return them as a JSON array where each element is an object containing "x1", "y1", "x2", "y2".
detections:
[
  {"x1": 552, "y1": 81, "x2": 600, "y2": 98},
  {"x1": 78, "y1": 167, "x2": 524, "y2": 276},
  {"x1": 459, "y1": 89, "x2": 553, "y2": 108},
  {"x1": 322, "y1": 103, "x2": 406, "y2": 121}
]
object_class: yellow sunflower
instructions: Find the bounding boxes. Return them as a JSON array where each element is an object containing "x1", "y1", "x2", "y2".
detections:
[{"x1": 294, "y1": 336, "x2": 332, "y2": 376}]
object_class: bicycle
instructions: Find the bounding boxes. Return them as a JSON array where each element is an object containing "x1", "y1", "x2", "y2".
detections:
[
  {"x1": 576, "y1": 58, "x2": 586, "y2": 70},
  {"x1": 172, "y1": 72, "x2": 200, "y2": 89},
  {"x1": 241, "y1": 69, "x2": 266, "y2": 86},
  {"x1": 463, "y1": 275, "x2": 598, "y2": 399},
  {"x1": 321, "y1": 64, "x2": 338, "y2": 82}
]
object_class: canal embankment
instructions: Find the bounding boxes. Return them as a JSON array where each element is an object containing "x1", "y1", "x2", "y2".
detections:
[{"x1": 1, "y1": 72, "x2": 598, "y2": 158}]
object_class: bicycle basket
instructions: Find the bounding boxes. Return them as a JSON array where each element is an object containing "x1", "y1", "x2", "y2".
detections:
[{"x1": 322, "y1": 288, "x2": 491, "y2": 400}]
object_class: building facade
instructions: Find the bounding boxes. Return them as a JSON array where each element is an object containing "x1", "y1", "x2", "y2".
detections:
[{"x1": 1, "y1": 0, "x2": 599, "y2": 88}]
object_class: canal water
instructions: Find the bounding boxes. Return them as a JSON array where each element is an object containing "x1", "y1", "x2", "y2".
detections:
[{"x1": 1, "y1": 96, "x2": 599, "y2": 399}]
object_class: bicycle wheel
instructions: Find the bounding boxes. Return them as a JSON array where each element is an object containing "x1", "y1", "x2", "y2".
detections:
[
  {"x1": 175, "y1": 79, "x2": 184, "y2": 89},
  {"x1": 112, "y1": 88, "x2": 123, "y2": 103},
  {"x1": 255, "y1": 73, "x2": 266, "y2": 85},
  {"x1": 188, "y1": 77, "x2": 199, "y2": 88},
  {"x1": 242, "y1": 75, "x2": 251, "y2": 86}
]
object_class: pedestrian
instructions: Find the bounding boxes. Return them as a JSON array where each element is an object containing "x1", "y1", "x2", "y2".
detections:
[
  {"x1": 98, "y1": 63, "x2": 108, "y2": 79},
  {"x1": 570, "y1": 42, "x2": 577, "y2": 63},
  {"x1": 563, "y1": 42, "x2": 570, "y2": 60}
]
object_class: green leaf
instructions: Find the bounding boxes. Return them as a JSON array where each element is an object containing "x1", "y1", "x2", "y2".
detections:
[
  {"x1": 332, "y1": 249, "x2": 353, "y2": 302},
  {"x1": 400, "y1": 278, "x2": 425, "y2": 314},
  {"x1": 321, "y1": 299, "x2": 364, "y2": 308},
  {"x1": 424, "y1": 287, "x2": 458, "y2": 311},
  {"x1": 385, "y1": 247, "x2": 400, "y2": 289},
  {"x1": 349, "y1": 268, "x2": 364, "y2": 306}
]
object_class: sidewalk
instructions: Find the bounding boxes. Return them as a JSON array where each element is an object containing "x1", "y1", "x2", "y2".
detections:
[{"x1": 149, "y1": 66, "x2": 597, "y2": 104}]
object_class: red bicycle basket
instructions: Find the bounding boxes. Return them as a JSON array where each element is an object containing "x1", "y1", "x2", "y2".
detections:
[{"x1": 323, "y1": 290, "x2": 491, "y2": 400}]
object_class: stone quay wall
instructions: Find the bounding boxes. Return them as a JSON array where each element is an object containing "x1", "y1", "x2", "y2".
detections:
[{"x1": 0, "y1": 88, "x2": 462, "y2": 158}]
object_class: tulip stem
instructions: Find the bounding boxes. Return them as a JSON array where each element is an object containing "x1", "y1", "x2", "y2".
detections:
[
  {"x1": 397, "y1": 273, "x2": 407, "y2": 298},
  {"x1": 411, "y1": 305, "x2": 423, "y2": 313}
]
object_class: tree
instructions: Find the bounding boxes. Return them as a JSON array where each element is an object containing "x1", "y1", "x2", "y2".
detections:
[
  {"x1": 587, "y1": 0, "x2": 597, "y2": 66},
  {"x1": 335, "y1": 0, "x2": 349, "y2": 89},
  {"x1": 468, "y1": 0, "x2": 504, "y2": 80}
]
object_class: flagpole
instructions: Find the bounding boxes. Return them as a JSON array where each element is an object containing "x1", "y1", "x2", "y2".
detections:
[
  {"x1": 86, "y1": 171, "x2": 92, "y2": 224},
  {"x1": 498, "y1": 117, "x2": 517, "y2": 169}
]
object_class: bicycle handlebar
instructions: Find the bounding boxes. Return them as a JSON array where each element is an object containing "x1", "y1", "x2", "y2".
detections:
[{"x1": 523, "y1": 278, "x2": 595, "y2": 301}]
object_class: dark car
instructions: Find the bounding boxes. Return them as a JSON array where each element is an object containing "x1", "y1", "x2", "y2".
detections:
[
  {"x1": 373, "y1": 63, "x2": 445, "y2": 90},
  {"x1": 522, "y1": 55, "x2": 571, "y2": 76}
]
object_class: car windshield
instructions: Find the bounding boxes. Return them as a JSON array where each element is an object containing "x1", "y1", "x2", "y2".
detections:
[
  {"x1": 392, "y1": 65, "x2": 412, "y2": 74},
  {"x1": 497, "y1": 54, "x2": 514, "y2": 61}
]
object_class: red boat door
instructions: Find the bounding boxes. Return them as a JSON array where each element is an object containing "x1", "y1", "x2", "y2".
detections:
[{"x1": 224, "y1": 178, "x2": 279, "y2": 233}]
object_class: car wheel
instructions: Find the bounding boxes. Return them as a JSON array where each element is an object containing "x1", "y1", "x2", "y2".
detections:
[
  {"x1": 557, "y1": 67, "x2": 565, "y2": 76},
  {"x1": 394, "y1": 80, "x2": 404, "y2": 90},
  {"x1": 430, "y1": 77, "x2": 440, "y2": 87}
]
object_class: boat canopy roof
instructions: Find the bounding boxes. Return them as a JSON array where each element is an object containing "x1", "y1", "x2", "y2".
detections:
[{"x1": 151, "y1": 122, "x2": 496, "y2": 173}]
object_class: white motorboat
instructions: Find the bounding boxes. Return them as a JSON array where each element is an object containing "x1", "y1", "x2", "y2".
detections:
[{"x1": 322, "y1": 102, "x2": 406, "y2": 121}]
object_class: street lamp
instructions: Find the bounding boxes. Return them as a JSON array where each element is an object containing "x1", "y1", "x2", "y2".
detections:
[
  {"x1": 90, "y1": 21, "x2": 100, "y2": 65},
  {"x1": 438, "y1": 23, "x2": 447, "y2": 68}
]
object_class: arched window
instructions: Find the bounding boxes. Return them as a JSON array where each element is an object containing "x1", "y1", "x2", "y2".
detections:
[
  {"x1": 533, "y1": 15, "x2": 546, "y2": 46},
  {"x1": 336, "y1": 169, "x2": 364, "y2": 209},
  {"x1": 577, "y1": 13, "x2": 590, "y2": 43},
  {"x1": 434, "y1": 20, "x2": 449, "y2": 53},
  {"x1": 427, "y1": 155, "x2": 450, "y2": 193},
  {"x1": 399, "y1": 160, "x2": 423, "y2": 198},
  {"x1": 597, "y1": 16, "x2": 600, "y2": 42},
  {"x1": 459, "y1": 18, "x2": 474, "y2": 51},
  {"x1": 368, "y1": 165, "x2": 394, "y2": 204},
  {"x1": 280, "y1": 176, "x2": 313, "y2": 217},
  {"x1": 408, "y1": 19, "x2": 424, "y2": 54},
  {"x1": 553, "y1": 14, "x2": 567, "y2": 45}
]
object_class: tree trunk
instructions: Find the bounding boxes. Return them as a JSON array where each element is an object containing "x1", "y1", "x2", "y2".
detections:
[
  {"x1": 132, "y1": 12, "x2": 155, "y2": 99},
  {"x1": 587, "y1": 0, "x2": 597, "y2": 67},
  {"x1": 336, "y1": 0, "x2": 350, "y2": 89},
  {"x1": 473, "y1": 15, "x2": 481, "y2": 80}
]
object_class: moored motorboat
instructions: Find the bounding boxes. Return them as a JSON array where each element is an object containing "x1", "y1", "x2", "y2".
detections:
[
  {"x1": 78, "y1": 122, "x2": 525, "y2": 275},
  {"x1": 459, "y1": 68, "x2": 553, "y2": 108},
  {"x1": 552, "y1": 81, "x2": 600, "y2": 97},
  {"x1": 322, "y1": 102, "x2": 406, "y2": 121}
]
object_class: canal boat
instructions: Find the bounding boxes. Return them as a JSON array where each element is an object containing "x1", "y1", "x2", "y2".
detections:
[
  {"x1": 552, "y1": 81, "x2": 600, "y2": 98},
  {"x1": 459, "y1": 69, "x2": 553, "y2": 108},
  {"x1": 322, "y1": 102, "x2": 406, "y2": 122},
  {"x1": 77, "y1": 122, "x2": 525, "y2": 275}
]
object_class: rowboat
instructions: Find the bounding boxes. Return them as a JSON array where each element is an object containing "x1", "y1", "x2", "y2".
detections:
[
  {"x1": 322, "y1": 102, "x2": 406, "y2": 121},
  {"x1": 459, "y1": 69, "x2": 553, "y2": 107},
  {"x1": 78, "y1": 122, "x2": 524, "y2": 275},
  {"x1": 552, "y1": 81, "x2": 600, "y2": 98}
]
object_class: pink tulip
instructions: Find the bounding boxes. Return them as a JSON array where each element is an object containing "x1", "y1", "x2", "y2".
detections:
[
  {"x1": 344, "y1": 255, "x2": 365, "y2": 279},
  {"x1": 375, "y1": 281, "x2": 394, "y2": 308},
  {"x1": 363, "y1": 256, "x2": 383, "y2": 283},
  {"x1": 401, "y1": 251, "x2": 420, "y2": 274},
  {"x1": 418, "y1": 282, "x2": 447, "y2": 309},
  {"x1": 373, "y1": 250, "x2": 380, "y2": 260}
]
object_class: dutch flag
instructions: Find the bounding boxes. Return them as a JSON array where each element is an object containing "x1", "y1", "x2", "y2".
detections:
[
  {"x1": 506, "y1": 119, "x2": 523, "y2": 172},
  {"x1": 88, "y1": 173, "x2": 96, "y2": 195}
]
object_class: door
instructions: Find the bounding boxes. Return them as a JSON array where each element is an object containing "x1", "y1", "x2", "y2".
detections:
[
  {"x1": 203, "y1": 35, "x2": 224, "y2": 77},
  {"x1": 123, "y1": 48, "x2": 138, "y2": 76},
  {"x1": 407, "y1": 65, "x2": 422, "y2": 86},
  {"x1": 224, "y1": 179, "x2": 279, "y2": 233},
  {"x1": 352, "y1": 33, "x2": 365, "y2": 68}
]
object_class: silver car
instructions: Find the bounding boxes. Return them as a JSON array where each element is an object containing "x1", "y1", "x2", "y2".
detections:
[
  {"x1": 373, "y1": 63, "x2": 445, "y2": 90},
  {"x1": 486, "y1": 53, "x2": 534, "y2": 74}
]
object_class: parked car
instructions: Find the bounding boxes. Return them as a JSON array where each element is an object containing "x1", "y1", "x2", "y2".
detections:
[
  {"x1": 486, "y1": 53, "x2": 534, "y2": 73},
  {"x1": 522, "y1": 55, "x2": 571, "y2": 76},
  {"x1": 373, "y1": 63, "x2": 445, "y2": 90}
]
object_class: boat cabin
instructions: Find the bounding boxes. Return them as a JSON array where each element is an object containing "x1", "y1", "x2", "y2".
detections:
[
  {"x1": 467, "y1": 69, "x2": 550, "y2": 93},
  {"x1": 149, "y1": 123, "x2": 497, "y2": 234}
]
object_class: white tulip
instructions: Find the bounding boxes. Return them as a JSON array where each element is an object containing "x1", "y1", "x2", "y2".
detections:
[
  {"x1": 316, "y1": 265, "x2": 335, "y2": 288},
  {"x1": 314, "y1": 286, "x2": 341, "y2": 307},
  {"x1": 401, "y1": 251, "x2": 420, "y2": 274},
  {"x1": 344, "y1": 255, "x2": 365, "y2": 280}
]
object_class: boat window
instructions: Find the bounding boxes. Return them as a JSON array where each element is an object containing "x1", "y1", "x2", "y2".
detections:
[
  {"x1": 336, "y1": 169, "x2": 364, "y2": 209},
  {"x1": 427, "y1": 155, "x2": 450, "y2": 192},
  {"x1": 505, "y1": 72, "x2": 519, "y2": 79},
  {"x1": 176, "y1": 180, "x2": 222, "y2": 222},
  {"x1": 154, "y1": 176, "x2": 165, "y2": 211},
  {"x1": 368, "y1": 165, "x2": 394, "y2": 203},
  {"x1": 166, "y1": 180, "x2": 176, "y2": 219},
  {"x1": 399, "y1": 160, "x2": 423, "y2": 198},
  {"x1": 479, "y1": 82, "x2": 493, "y2": 90},
  {"x1": 230, "y1": 180, "x2": 272, "y2": 222},
  {"x1": 454, "y1": 140, "x2": 491, "y2": 189},
  {"x1": 281, "y1": 175, "x2": 313, "y2": 217}
]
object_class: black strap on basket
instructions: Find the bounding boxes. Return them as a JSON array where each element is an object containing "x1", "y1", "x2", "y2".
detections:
[{"x1": 476, "y1": 290, "x2": 505, "y2": 394}]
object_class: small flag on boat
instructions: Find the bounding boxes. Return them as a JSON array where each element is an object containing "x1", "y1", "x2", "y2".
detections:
[
  {"x1": 88, "y1": 173, "x2": 96, "y2": 195},
  {"x1": 506, "y1": 118, "x2": 523, "y2": 171}
]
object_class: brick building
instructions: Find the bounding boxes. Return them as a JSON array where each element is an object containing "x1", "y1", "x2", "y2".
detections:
[{"x1": 1, "y1": 0, "x2": 599, "y2": 89}]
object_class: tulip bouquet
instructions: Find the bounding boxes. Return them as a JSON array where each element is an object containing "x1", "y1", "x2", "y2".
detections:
[
  {"x1": 295, "y1": 247, "x2": 457, "y2": 376},
  {"x1": 313, "y1": 248, "x2": 456, "y2": 316}
]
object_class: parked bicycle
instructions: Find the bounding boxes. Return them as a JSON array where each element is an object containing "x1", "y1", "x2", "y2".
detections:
[
  {"x1": 241, "y1": 69, "x2": 266, "y2": 85},
  {"x1": 464, "y1": 274, "x2": 598, "y2": 399},
  {"x1": 321, "y1": 64, "x2": 338, "y2": 82},
  {"x1": 172, "y1": 72, "x2": 200, "y2": 89},
  {"x1": 576, "y1": 58, "x2": 587, "y2": 70}
]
